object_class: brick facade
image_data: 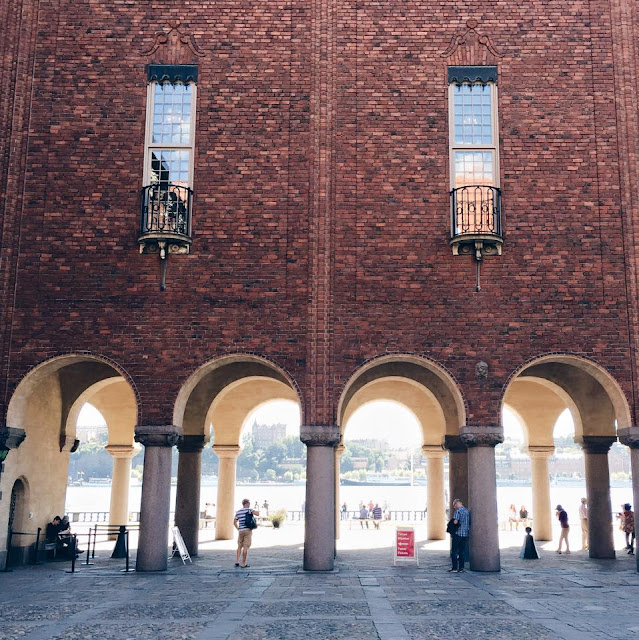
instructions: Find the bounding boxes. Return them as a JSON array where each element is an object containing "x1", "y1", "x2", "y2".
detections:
[{"x1": 2, "y1": 1, "x2": 639, "y2": 428}]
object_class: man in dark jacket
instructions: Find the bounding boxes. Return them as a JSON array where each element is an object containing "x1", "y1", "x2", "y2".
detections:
[{"x1": 556, "y1": 505, "x2": 570, "y2": 554}]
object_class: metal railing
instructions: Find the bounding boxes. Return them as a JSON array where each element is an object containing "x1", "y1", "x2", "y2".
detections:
[
  {"x1": 140, "y1": 182, "x2": 192, "y2": 237},
  {"x1": 341, "y1": 510, "x2": 427, "y2": 522},
  {"x1": 69, "y1": 512, "x2": 110, "y2": 523},
  {"x1": 451, "y1": 185, "x2": 501, "y2": 238}
]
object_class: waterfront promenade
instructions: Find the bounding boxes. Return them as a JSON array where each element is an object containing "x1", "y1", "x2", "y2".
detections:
[{"x1": 1, "y1": 525, "x2": 637, "y2": 640}]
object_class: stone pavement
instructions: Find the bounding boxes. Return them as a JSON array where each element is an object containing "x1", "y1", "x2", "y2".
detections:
[{"x1": 2, "y1": 523, "x2": 638, "y2": 640}]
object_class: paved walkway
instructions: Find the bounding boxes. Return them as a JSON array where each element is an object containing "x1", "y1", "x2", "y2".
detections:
[{"x1": 2, "y1": 524, "x2": 638, "y2": 640}]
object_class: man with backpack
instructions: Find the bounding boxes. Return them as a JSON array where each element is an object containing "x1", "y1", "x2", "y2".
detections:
[{"x1": 234, "y1": 498, "x2": 259, "y2": 568}]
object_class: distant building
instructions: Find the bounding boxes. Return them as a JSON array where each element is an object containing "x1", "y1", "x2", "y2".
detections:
[
  {"x1": 75, "y1": 424, "x2": 107, "y2": 444},
  {"x1": 349, "y1": 439, "x2": 388, "y2": 451},
  {"x1": 251, "y1": 420, "x2": 287, "y2": 448}
]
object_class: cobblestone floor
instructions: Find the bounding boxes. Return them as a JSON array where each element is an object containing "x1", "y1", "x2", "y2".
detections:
[{"x1": 2, "y1": 524, "x2": 638, "y2": 639}]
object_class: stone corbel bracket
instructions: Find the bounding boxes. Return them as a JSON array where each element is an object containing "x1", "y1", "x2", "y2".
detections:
[{"x1": 0, "y1": 426, "x2": 26, "y2": 453}]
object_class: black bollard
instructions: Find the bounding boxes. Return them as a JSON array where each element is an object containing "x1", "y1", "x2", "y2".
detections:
[
  {"x1": 520, "y1": 526, "x2": 540, "y2": 560},
  {"x1": 111, "y1": 525, "x2": 127, "y2": 559}
]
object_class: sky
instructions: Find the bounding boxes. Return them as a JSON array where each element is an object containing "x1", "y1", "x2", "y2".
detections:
[{"x1": 78, "y1": 398, "x2": 576, "y2": 449}]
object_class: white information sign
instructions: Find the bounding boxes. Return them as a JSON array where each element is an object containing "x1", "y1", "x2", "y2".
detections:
[{"x1": 170, "y1": 526, "x2": 192, "y2": 564}]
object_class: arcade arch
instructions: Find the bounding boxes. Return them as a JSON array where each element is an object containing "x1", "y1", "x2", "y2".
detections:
[
  {"x1": 1, "y1": 355, "x2": 138, "y2": 563},
  {"x1": 172, "y1": 355, "x2": 301, "y2": 555},
  {"x1": 502, "y1": 354, "x2": 631, "y2": 557},
  {"x1": 337, "y1": 355, "x2": 466, "y2": 542}
]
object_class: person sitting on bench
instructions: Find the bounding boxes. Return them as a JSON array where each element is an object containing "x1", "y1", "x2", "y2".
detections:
[{"x1": 45, "y1": 516, "x2": 63, "y2": 558}]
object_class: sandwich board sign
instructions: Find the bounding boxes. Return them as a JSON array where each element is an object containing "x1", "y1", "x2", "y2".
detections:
[
  {"x1": 170, "y1": 526, "x2": 192, "y2": 564},
  {"x1": 394, "y1": 527, "x2": 418, "y2": 566}
]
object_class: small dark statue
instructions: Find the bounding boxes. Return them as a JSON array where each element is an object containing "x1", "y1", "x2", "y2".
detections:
[{"x1": 520, "y1": 526, "x2": 540, "y2": 560}]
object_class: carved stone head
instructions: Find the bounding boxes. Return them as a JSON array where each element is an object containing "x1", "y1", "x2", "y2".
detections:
[{"x1": 475, "y1": 361, "x2": 488, "y2": 379}]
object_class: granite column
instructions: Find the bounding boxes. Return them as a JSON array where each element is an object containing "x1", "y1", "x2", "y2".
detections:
[
  {"x1": 135, "y1": 425, "x2": 182, "y2": 572},
  {"x1": 302, "y1": 425, "x2": 340, "y2": 571},
  {"x1": 175, "y1": 435, "x2": 206, "y2": 556},
  {"x1": 460, "y1": 426, "x2": 503, "y2": 572}
]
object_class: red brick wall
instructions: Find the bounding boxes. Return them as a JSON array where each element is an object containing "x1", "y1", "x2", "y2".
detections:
[{"x1": 1, "y1": 1, "x2": 638, "y2": 427}]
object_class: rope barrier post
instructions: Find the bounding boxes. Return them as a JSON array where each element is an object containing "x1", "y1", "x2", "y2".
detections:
[
  {"x1": 121, "y1": 530, "x2": 134, "y2": 573},
  {"x1": 65, "y1": 534, "x2": 78, "y2": 573},
  {"x1": 33, "y1": 528, "x2": 42, "y2": 565},
  {"x1": 3, "y1": 529, "x2": 13, "y2": 572},
  {"x1": 84, "y1": 531, "x2": 94, "y2": 566},
  {"x1": 92, "y1": 524, "x2": 97, "y2": 559}
]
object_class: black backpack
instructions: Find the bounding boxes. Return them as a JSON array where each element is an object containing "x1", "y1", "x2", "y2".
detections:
[
  {"x1": 446, "y1": 518, "x2": 458, "y2": 535},
  {"x1": 245, "y1": 510, "x2": 258, "y2": 530}
]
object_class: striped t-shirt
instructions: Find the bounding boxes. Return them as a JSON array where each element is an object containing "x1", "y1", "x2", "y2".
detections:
[{"x1": 235, "y1": 507, "x2": 252, "y2": 530}]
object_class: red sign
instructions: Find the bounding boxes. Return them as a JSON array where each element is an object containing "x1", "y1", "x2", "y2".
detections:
[{"x1": 395, "y1": 528, "x2": 415, "y2": 558}]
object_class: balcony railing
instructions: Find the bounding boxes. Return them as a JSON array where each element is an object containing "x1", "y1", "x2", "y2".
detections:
[
  {"x1": 451, "y1": 185, "x2": 501, "y2": 237},
  {"x1": 140, "y1": 182, "x2": 192, "y2": 239}
]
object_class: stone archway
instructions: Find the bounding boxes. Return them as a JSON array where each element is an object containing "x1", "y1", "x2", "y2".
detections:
[
  {"x1": 173, "y1": 355, "x2": 301, "y2": 554},
  {"x1": 337, "y1": 355, "x2": 466, "y2": 542},
  {"x1": 502, "y1": 354, "x2": 631, "y2": 556},
  {"x1": 66, "y1": 379, "x2": 138, "y2": 534},
  {"x1": 1, "y1": 355, "x2": 137, "y2": 563}
]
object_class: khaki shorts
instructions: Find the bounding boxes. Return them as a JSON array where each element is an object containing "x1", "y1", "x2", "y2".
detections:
[{"x1": 238, "y1": 528, "x2": 252, "y2": 549}]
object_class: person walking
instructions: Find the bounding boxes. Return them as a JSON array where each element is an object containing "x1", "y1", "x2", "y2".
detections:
[
  {"x1": 579, "y1": 497, "x2": 588, "y2": 550},
  {"x1": 449, "y1": 498, "x2": 470, "y2": 573},
  {"x1": 234, "y1": 498, "x2": 259, "y2": 568},
  {"x1": 622, "y1": 503, "x2": 635, "y2": 554},
  {"x1": 372, "y1": 503, "x2": 383, "y2": 529},
  {"x1": 359, "y1": 504, "x2": 369, "y2": 529},
  {"x1": 556, "y1": 505, "x2": 570, "y2": 554}
]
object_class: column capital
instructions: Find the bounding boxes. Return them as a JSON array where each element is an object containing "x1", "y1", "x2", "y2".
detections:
[
  {"x1": 177, "y1": 435, "x2": 206, "y2": 453},
  {"x1": 618, "y1": 427, "x2": 639, "y2": 449},
  {"x1": 0, "y1": 426, "x2": 26, "y2": 451},
  {"x1": 444, "y1": 435, "x2": 467, "y2": 452},
  {"x1": 212, "y1": 444, "x2": 241, "y2": 459},
  {"x1": 300, "y1": 425, "x2": 340, "y2": 447},
  {"x1": 527, "y1": 445, "x2": 555, "y2": 460},
  {"x1": 134, "y1": 424, "x2": 182, "y2": 448},
  {"x1": 575, "y1": 435, "x2": 616, "y2": 454},
  {"x1": 422, "y1": 444, "x2": 446, "y2": 459},
  {"x1": 105, "y1": 444, "x2": 138, "y2": 459},
  {"x1": 335, "y1": 444, "x2": 346, "y2": 456},
  {"x1": 460, "y1": 425, "x2": 504, "y2": 448}
]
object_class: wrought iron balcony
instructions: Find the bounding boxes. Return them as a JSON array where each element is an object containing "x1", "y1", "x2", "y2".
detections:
[
  {"x1": 138, "y1": 182, "x2": 193, "y2": 290},
  {"x1": 450, "y1": 185, "x2": 503, "y2": 258},
  {"x1": 138, "y1": 182, "x2": 193, "y2": 256}
]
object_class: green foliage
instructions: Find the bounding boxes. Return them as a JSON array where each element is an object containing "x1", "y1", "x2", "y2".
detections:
[
  {"x1": 68, "y1": 433, "x2": 143, "y2": 481},
  {"x1": 269, "y1": 508, "x2": 287, "y2": 524}
]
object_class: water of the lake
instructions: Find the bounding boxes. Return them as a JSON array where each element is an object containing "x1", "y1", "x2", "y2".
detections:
[{"x1": 66, "y1": 482, "x2": 635, "y2": 520}]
